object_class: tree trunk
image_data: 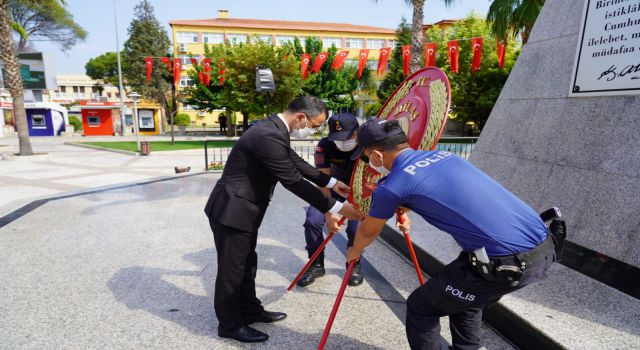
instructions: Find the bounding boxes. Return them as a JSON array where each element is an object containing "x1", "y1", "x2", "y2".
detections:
[
  {"x1": 225, "y1": 107, "x2": 234, "y2": 137},
  {"x1": 0, "y1": 0, "x2": 33, "y2": 155},
  {"x1": 242, "y1": 111, "x2": 249, "y2": 135},
  {"x1": 410, "y1": 0, "x2": 425, "y2": 74}
]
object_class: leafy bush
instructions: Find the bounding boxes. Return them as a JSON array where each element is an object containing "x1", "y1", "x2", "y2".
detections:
[
  {"x1": 174, "y1": 113, "x2": 191, "y2": 126},
  {"x1": 364, "y1": 102, "x2": 382, "y2": 117},
  {"x1": 68, "y1": 115, "x2": 83, "y2": 131}
]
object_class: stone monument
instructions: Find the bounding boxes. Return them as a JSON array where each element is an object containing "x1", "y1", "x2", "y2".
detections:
[{"x1": 470, "y1": 0, "x2": 640, "y2": 293}]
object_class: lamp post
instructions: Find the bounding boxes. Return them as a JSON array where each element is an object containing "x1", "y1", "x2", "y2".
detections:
[
  {"x1": 113, "y1": 0, "x2": 127, "y2": 136},
  {"x1": 129, "y1": 92, "x2": 141, "y2": 152}
]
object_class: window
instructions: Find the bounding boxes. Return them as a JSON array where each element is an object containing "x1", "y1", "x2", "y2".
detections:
[
  {"x1": 178, "y1": 55, "x2": 191, "y2": 67},
  {"x1": 254, "y1": 34, "x2": 273, "y2": 44},
  {"x1": 139, "y1": 110, "x2": 154, "y2": 128},
  {"x1": 177, "y1": 31, "x2": 198, "y2": 43},
  {"x1": 367, "y1": 60, "x2": 379, "y2": 70},
  {"x1": 226, "y1": 34, "x2": 247, "y2": 44},
  {"x1": 87, "y1": 116, "x2": 100, "y2": 126},
  {"x1": 181, "y1": 104, "x2": 196, "y2": 111},
  {"x1": 275, "y1": 35, "x2": 295, "y2": 46},
  {"x1": 79, "y1": 86, "x2": 85, "y2": 93},
  {"x1": 60, "y1": 86, "x2": 66, "y2": 93},
  {"x1": 31, "y1": 114, "x2": 46, "y2": 128},
  {"x1": 345, "y1": 59, "x2": 358, "y2": 67},
  {"x1": 72, "y1": 86, "x2": 79, "y2": 93},
  {"x1": 368, "y1": 39, "x2": 385, "y2": 49},
  {"x1": 179, "y1": 76, "x2": 194, "y2": 87},
  {"x1": 345, "y1": 38, "x2": 364, "y2": 48},
  {"x1": 322, "y1": 37, "x2": 342, "y2": 48},
  {"x1": 388, "y1": 40, "x2": 398, "y2": 49},
  {"x1": 202, "y1": 33, "x2": 224, "y2": 44}
]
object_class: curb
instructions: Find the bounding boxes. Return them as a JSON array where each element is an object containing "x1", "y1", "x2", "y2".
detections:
[
  {"x1": 64, "y1": 142, "x2": 139, "y2": 156},
  {"x1": 0, "y1": 171, "x2": 212, "y2": 230},
  {"x1": 379, "y1": 225, "x2": 566, "y2": 350}
]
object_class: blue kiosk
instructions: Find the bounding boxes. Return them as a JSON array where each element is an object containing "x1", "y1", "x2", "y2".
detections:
[{"x1": 25, "y1": 102, "x2": 69, "y2": 136}]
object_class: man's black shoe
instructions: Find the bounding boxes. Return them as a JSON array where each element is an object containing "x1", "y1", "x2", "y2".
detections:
[
  {"x1": 218, "y1": 325, "x2": 268, "y2": 343},
  {"x1": 348, "y1": 260, "x2": 364, "y2": 286},
  {"x1": 297, "y1": 258, "x2": 325, "y2": 287},
  {"x1": 244, "y1": 310, "x2": 287, "y2": 324}
]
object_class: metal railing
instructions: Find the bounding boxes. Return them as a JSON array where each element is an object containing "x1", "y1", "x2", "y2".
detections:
[{"x1": 204, "y1": 137, "x2": 478, "y2": 171}]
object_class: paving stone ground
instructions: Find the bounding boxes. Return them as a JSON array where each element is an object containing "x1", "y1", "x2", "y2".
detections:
[{"x1": 0, "y1": 173, "x2": 513, "y2": 350}]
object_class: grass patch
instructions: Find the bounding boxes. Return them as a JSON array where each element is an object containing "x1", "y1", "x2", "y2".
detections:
[{"x1": 81, "y1": 140, "x2": 236, "y2": 152}]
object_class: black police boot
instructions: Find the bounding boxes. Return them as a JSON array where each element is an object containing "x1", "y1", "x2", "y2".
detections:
[
  {"x1": 347, "y1": 260, "x2": 364, "y2": 286},
  {"x1": 297, "y1": 256, "x2": 325, "y2": 287}
]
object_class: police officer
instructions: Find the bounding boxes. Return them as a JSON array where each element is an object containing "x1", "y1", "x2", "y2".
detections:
[
  {"x1": 298, "y1": 113, "x2": 364, "y2": 287},
  {"x1": 346, "y1": 118, "x2": 558, "y2": 350}
]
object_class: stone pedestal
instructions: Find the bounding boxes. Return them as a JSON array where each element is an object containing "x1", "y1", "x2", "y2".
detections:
[{"x1": 470, "y1": 0, "x2": 640, "y2": 268}]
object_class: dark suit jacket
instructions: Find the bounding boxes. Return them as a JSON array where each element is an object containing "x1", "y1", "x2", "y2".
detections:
[{"x1": 205, "y1": 115, "x2": 337, "y2": 232}]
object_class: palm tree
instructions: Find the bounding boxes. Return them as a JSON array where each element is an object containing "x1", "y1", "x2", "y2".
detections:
[
  {"x1": 486, "y1": 0, "x2": 545, "y2": 44},
  {"x1": 0, "y1": 0, "x2": 33, "y2": 155},
  {"x1": 376, "y1": 1, "x2": 454, "y2": 74}
]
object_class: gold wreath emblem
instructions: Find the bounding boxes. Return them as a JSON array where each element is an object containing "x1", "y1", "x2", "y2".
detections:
[{"x1": 335, "y1": 121, "x2": 342, "y2": 131}]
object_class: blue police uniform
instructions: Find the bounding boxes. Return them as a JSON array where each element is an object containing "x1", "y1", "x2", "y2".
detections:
[
  {"x1": 304, "y1": 138, "x2": 359, "y2": 257},
  {"x1": 368, "y1": 149, "x2": 555, "y2": 350}
]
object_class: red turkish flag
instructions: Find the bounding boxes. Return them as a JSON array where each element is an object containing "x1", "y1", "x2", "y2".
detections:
[
  {"x1": 217, "y1": 58, "x2": 225, "y2": 85},
  {"x1": 189, "y1": 57, "x2": 198, "y2": 66},
  {"x1": 145, "y1": 57, "x2": 153, "y2": 83},
  {"x1": 202, "y1": 58, "x2": 212, "y2": 86},
  {"x1": 497, "y1": 39, "x2": 507, "y2": 69},
  {"x1": 377, "y1": 47, "x2": 391, "y2": 75},
  {"x1": 447, "y1": 40, "x2": 460, "y2": 74},
  {"x1": 471, "y1": 37, "x2": 483, "y2": 73},
  {"x1": 424, "y1": 43, "x2": 436, "y2": 67},
  {"x1": 173, "y1": 58, "x2": 182, "y2": 85},
  {"x1": 402, "y1": 45, "x2": 411, "y2": 76},
  {"x1": 357, "y1": 49, "x2": 370, "y2": 79},
  {"x1": 300, "y1": 54, "x2": 311, "y2": 79},
  {"x1": 311, "y1": 52, "x2": 329, "y2": 73},
  {"x1": 160, "y1": 57, "x2": 173, "y2": 73},
  {"x1": 331, "y1": 50, "x2": 350, "y2": 71}
]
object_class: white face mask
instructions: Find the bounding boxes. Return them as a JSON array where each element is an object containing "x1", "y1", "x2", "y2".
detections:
[
  {"x1": 368, "y1": 152, "x2": 390, "y2": 175},
  {"x1": 334, "y1": 139, "x2": 356, "y2": 152},
  {"x1": 290, "y1": 117, "x2": 317, "y2": 139}
]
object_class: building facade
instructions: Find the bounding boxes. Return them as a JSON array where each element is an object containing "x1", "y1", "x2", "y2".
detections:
[
  {"x1": 49, "y1": 75, "x2": 122, "y2": 105},
  {"x1": 169, "y1": 10, "x2": 396, "y2": 125}
]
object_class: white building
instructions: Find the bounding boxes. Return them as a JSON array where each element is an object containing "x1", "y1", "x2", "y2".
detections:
[{"x1": 49, "y1": 75, "x2": 122, "y2": 104}]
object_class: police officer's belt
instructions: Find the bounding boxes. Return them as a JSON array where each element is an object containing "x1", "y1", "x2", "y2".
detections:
[
  {"x1": 468, "y1": 235, "x2": 555, "y2": 286},
  {"x1": 494, "y1": 235, "x2": 555, "y2": 268}
]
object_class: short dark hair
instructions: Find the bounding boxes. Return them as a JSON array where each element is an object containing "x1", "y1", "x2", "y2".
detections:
[
  {"x1": 367, "y1": 120, "x2": 409, "y2": 152},
  {"x1": 287, "y1": 95, "x2": 328, "y2": 119}
]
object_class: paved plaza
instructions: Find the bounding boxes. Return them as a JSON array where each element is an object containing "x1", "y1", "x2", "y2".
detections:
[
  {"x1": 0, "y1": 173, "x2": 512, "y2": 349},
  {"x1": 1, "y1": 136, "x2": 639, "y2": 349}
]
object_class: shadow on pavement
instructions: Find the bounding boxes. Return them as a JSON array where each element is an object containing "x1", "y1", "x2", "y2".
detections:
[{"x1": 107, "y1": 247, "x2": 385, "y2": 349}]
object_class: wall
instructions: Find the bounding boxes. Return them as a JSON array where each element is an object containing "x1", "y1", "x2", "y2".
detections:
[{"x1": 469, "y1": 0, "x2": 640, "y2": 267}]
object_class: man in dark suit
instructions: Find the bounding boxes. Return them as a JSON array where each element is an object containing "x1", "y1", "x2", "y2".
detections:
[{"x1": 204, "y1": 96, "x2": 363, "y2": 343}]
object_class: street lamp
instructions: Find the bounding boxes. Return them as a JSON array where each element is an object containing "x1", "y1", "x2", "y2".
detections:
[{"x1": 129, "y1": 92, "x2": 142, "y2": 152}]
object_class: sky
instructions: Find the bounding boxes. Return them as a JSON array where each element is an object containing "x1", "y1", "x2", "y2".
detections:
[{"x1": 35, "y1": 0, "x2": 492, "y2": 75}]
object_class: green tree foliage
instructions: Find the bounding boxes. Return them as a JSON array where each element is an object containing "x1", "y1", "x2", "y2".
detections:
[
  {"x1": 173, "y1": 113, "x2": 191, "y2": 126},
  {"x1": 85, "y1": 52, "x2": 119, "y2": 89},
  {"x1": 300, "y1": 37, "x2": 363, "y2": 112},
  {"x1": 9, "y1": 0, "x2": 87, "y2": 52},
  {"x1": 122, "y1": 0, "x2": 170, "y2": 106},
  {"x1": 424, "y1": 13, "x2": 520, "y2": 130},
  {"x1": 68, "y1": 115, "x2": 82, "y2": 132},
  {"x1": 377, "y1": 18, "x2": 411, "y2": 103},
  {"x1": 487, "y1": 0, "x2": 544, "y2": 44},
  {"x1": 185, "y1": 37, "x2": 303, "y2": 130}
]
